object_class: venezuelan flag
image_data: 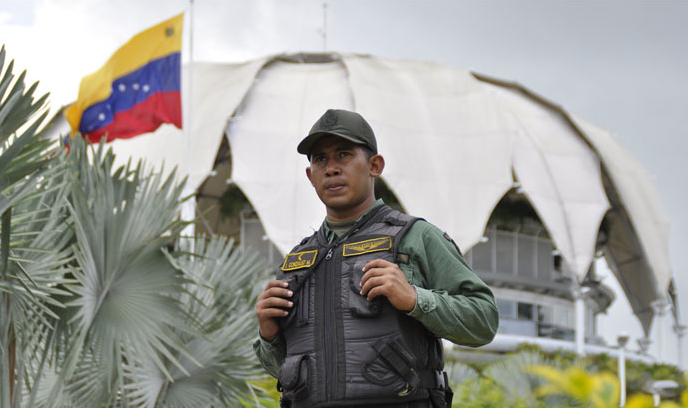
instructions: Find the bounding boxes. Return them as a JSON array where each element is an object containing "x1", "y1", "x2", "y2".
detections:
[{"x1": 65, "y1": 13, "x2": 183, "y2": 143}]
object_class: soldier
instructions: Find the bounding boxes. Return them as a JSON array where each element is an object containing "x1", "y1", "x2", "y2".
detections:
[{"x1": 254, "y1": 109, "x2": 498, "y2": 408}]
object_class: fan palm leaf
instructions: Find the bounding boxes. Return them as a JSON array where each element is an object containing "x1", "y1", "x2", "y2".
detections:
[
  {"x1": 48, "y1": 138, "x2": 267, "y2": 408},
  {"x1": 445, "y1": 360, "x2": 479, "y2": 388},
  {"x1": 42, "y1": 136, "x2": 194, "y2": 408},
  {"x1": 483, "y1": 349, "x2": 549, "y2": 399},
  {"x1": 0, "y1": 45, "x2": 72, "y2": 408},
  {"x1": 128, "y1": 236, "x2": 268, "y2": 408}
]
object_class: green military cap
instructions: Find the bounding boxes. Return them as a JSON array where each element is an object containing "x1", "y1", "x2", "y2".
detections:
[{"x1": 297, "y1": 109, "x2": 377, "y2": 155}]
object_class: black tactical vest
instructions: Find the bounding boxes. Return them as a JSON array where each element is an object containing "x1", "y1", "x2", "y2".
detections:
[{"x1": 276, "y1": 205, "x2": 451, "y2": 408}]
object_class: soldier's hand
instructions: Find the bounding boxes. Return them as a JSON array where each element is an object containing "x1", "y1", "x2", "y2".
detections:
[
  {"x1": 256, "y1": 280, "x2": 293, "y2": 342},
  {"x1": 360, "y1": 259, "x2": 417, "y2": 312}
]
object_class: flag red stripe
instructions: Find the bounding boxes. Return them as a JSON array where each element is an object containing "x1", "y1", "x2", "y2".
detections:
[
  {"x1": 85, "y1": 91, "x2": 182, "y2": 143},
  {"x1": 80, "y1": 53, "x2": 181, "y2": 134}
]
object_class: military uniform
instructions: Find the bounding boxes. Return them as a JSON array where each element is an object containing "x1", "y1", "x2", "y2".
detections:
[{"x1": 254, "y1": 200, "x2": 498, "y2": 407}]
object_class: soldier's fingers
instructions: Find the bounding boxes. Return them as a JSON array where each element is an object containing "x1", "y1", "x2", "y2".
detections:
[
  {"x1": 366, "y1": 285, "x2": 388, "y2": 301},
  {"x1": 362, "y1": 258, "x2": 394, "y2": 272},
  {"x1": 258, "y1": 307, "x2": 289, "y2": 319},
  {"x1": 258, "y1": 296, "x2": 293, "y2": 310},
  {"x1": 264, "y1": 280, "x2": 289, "y2": 290},
  {"x1": 360, "y1": 265, "x2": 397, "y2": 287},
  {"x1": 360, "y1": 275, "x2": 389, "y2": 296},
  {"x1": 259, "y1": 286, "x2": 293, "y2": 301},
  {"x1": 359, "y1": 268, "x2": 381, "y2": 289}
]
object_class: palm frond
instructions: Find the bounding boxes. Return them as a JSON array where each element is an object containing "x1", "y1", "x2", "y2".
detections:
[
  {"x1": 484, "y1": 349, "x2": 549, "y2": 399},
  {"x1": 445, "y1": 360, "x2": 479, "y2": 388},
  {"x1": 53, "y1": 137, "x2": 192, "y2": 407},
  {"x1": 0, "y1": 45, "x2": 71, "y2": 408},
  {"x1": 147, "y1": 236, "x2": 268, "y2": 408}
]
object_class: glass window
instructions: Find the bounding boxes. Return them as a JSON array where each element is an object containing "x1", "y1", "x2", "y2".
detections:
[
  {"x1": 537, "y1": 240, "x2": 553, "y2": 281},
  {"x1": 537, "y1": 305, "x2": 553, "y2": 324},
  {"x1": 499, "y1": 319, "x2": 538, "y2": 337},
  {"x1": 518, "y1": 235, "x2": 536, "y2": 279},
  {"x1": 553, "y1": 305, "x2": 571, "y2": 328},
  {"x1": 496, "y1": 231, "x2": 515, "y2": 274},
  {"x1": 586, "y1": 306, "x2": 596, "y2": 336},
  {"x1": 496, "y1": 298, "x2": 516, "y2": 318},
  {"x1": 470, "y1": 241, "x2": 492, "y2": 273},
  {"x1": 517, "y1": 302, "x2": 534, "y2": 320}
]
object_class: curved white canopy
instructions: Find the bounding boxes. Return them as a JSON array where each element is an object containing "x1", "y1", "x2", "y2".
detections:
[
  {"x1": 572, "y1": 116, "x2": 672, "y2": 330},
  {"x1": 342, "y1": 56, "x2": 610, "y2": 281},
  {"x1": 98, "y1": 53, "x2": 670, "y2": 334}
]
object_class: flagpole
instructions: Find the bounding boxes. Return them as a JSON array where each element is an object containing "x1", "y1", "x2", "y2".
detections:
[
  {"x1": 187, "y1": 0, "x2": 194, "y2": 169},
  {"x1": 181, "y1": 0, "x2": 196, "y2": 250},
  {"x1": 323, "y1": 3, "x2": 327, "y2": 51}
]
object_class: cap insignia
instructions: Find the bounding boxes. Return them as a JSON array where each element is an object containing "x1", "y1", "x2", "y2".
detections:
[{"x1": 320, "y1": 110, "x2": 338, "y2": 130}]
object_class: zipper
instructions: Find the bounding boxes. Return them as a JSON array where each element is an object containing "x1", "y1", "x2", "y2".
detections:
[
  {"x1": 321, "y1": 227, "x2": 358, "y2": 402},
  {"x1": 320, "y1": 243, "x2": 337, "y2": 402}
]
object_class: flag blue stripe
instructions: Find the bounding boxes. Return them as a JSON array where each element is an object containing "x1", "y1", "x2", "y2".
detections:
[{"x1": 79, "y1": 52, "x2": 181, "y2": 134}]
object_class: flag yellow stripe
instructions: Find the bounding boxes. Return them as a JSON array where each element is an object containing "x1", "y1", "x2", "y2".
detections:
[{"x1": 65, "y1": 13, "x2": 183, "y2": 132}]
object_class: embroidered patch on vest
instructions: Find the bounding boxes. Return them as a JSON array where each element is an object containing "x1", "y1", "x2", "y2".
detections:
[
  {"x1": 343, "y1": 236, "x2": 392, "y2": 257},
  {"x1": 281, "y1": 250, "x2": 318, "y2": 271}
]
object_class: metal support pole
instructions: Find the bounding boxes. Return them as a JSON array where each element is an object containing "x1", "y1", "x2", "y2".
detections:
[
  {"x1": 618, "y1": 332, "x2": 629, "y2": 408},
  {"x1": 674, "y1": 324, "x2": 687, "y2": 369},
  {"x1": 574, "y1": 285, "x2": 586, "y2": 356},
  {"x1": 652, "y1": 300, "x2": 670, "y2": 363},
  {"x1": 619, "y1": 346, "x2": 626, "y2": 407},
  {"x1": 322, "y1": 3, "x2": 328, "y2": 51},
  {"x1": 180, "y1": 0, "x2": 196, "y2": 252}
]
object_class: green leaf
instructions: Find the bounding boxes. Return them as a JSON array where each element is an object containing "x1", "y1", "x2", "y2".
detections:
[{"x1": 1, "y1": 208, "x2": 9, "y2": 277}]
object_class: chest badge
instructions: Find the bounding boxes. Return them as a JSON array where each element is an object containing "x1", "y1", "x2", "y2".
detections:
[
  {"x1": 281, "y1": 250, "x2": 318, "y2": 271},
  {"x1": 343, "y1": 236, "x2": 392, "y2": 257}
]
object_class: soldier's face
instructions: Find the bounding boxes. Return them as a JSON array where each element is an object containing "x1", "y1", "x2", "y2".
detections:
[{"x1": 306, "y1": 135, "x2": 379, "y2": 220}]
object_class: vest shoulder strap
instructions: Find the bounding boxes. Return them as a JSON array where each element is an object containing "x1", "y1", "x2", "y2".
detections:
[
  {"x1": 290, "y1": 231, "x2": 318, "y2": 253},
  {"x1": 382, "y1": 209, "x2": 423, "y2": 260}
]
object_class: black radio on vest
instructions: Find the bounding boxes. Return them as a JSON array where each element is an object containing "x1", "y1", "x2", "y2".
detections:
[{"x1": 275, "y1": 205, "x2": 452, "y2": 408}]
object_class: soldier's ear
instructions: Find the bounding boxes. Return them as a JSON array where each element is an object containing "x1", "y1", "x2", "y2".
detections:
[
  {"x1": 306, "y1": 167, "x2": 314, "y2": 186},
  {"x1": 369, "y1": 154, "x2": 384, "y2": 178}
]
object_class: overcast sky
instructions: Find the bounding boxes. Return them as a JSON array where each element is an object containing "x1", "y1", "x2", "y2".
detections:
[{"x1": 2, "y1": 0, "x2": 687, "y2": 363}]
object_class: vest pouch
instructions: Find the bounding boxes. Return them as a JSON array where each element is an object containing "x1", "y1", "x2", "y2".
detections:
[
  {"x1": 278, "y1": 354, "x2": 311, "y2": 402},
  {"x1": 428, "y1": 387, "x2": 452, "y2": 408},
  {"x1": 348, "y1": 260, "x2": 382, "y2": 317},
  {"x1": 364, "y1": 337, "x2": 420, "y2": 396},
  {"x1": 278, "y1": 270, "x2": 311, "y2": 328},
  {"x1": 427, "y1": 336, "x2": 444, "y2": 370}
]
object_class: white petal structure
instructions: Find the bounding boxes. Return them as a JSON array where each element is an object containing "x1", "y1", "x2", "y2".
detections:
[
  {"x1": 483, "y1": 81, "x2": 610, "y2": 281},
  {"x1": 100, "y1": 53, "x2": 669, "y2": 334},
  {"x1": 344, "y1": 56, "x2": 516, "y2": 263},
  {"x1": 229, "y1": 60, "x2": 353, "y2": 253},
  {"x1": 572, "y1": 116, "x2": 672, "y2": 329}
]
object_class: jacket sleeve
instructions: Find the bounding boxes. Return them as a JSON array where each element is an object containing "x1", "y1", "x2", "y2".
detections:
[
  {"x1": 403, "y1": 222, "x2": 499, "y2": 346},
  {"x1": 252, "y1": 333, "x2": 286, "y2": 378}
]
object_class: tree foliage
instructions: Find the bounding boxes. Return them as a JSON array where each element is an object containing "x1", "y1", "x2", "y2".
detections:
[{"x1": 442, "y1": 346, "x2": 686, "y2": 408}]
